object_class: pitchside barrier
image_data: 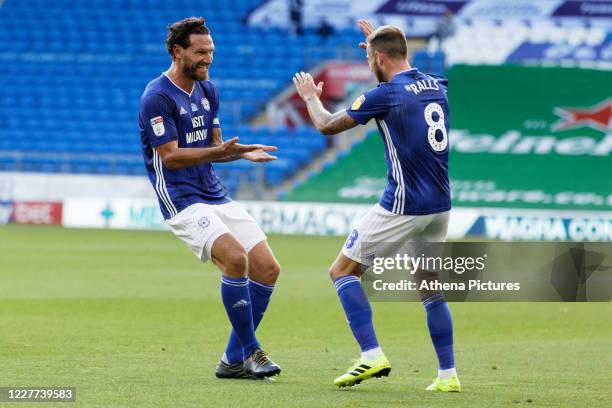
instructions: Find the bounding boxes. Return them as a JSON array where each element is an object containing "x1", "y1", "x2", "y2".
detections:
[{"x1": 56, "y1": 198, "x2": 611, "y2": 241}]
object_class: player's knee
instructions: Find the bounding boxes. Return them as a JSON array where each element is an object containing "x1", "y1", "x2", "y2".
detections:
[
  {"x1": 223, "y1": 251, "x2": 249, "y2": 278},
  {"x1": 257, "y1": 259, "x2": 281, "y2": 284},
  {"x1": 329, "y1": 257, "x2": 362, "y2": 281},
  {"x1": 329, "y1": 263, "x2": 349, "y2": 281},
  {"x1": 267, "y1": 259, "x2": 281, "y2": 281}
]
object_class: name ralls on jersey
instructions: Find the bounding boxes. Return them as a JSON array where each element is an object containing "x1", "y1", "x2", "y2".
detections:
[
  {"x1": 404, "y1": 79, "x2": 439, "y2": 95},
  {"x1": 372, "y1": 279, "x2": 521, "y2": 292}
]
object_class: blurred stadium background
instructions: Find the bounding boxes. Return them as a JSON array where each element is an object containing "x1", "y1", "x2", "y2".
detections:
[
  {"x1": 1, "y1": 1, "x2": 611, "y2": 406},
  {"x1": 0, "y1": 0, "x2": 610, "y2": 239}
]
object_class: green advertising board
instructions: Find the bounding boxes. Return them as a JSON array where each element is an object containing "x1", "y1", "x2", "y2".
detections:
[{"x1": 284, "y1": 65, "x2": 612, "y2": 211}]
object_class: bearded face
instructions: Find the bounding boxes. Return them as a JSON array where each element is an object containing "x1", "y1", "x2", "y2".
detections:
[
  {"x1": 367, "y1": 46, "x2": 385, "y2": 83},
  {"x1": 181, "y1": 52, "x2": 209, "y2": 81},
  {"x1": 177, "y1": 33, "x2": 214, "y2": 81},
  {"x1": 372, "y1": 59, "x2": 384, "y2": 83}
]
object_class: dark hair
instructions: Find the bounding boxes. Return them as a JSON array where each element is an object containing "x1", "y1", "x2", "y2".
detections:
[
  {"x1": 367, "y1": 26, "x2": 408, "y2": 60},
  {"x1": 166, "y1": 17, "x2": 211, "y2": 57}
]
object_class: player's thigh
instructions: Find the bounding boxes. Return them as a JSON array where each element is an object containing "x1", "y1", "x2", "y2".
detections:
[
  {"x1": 371, "y1": 209, "x2": 449, "y2": 257},
  {"x1": 410, "y1": 211, "x2": 450, "y2": 300},
  {"x1": 415, "y1": 211, "x2": 450, "y2": 242},
  {"x1": 166, "y1": 203, "x2": 230, "y2": 263},
  {"x1": 247, "y1": 240, "x2": 280, "y2": 285},
  {"x1": 341, "y1": 204, "x2": 410, "y2": 266},
  {"x1": 213, "y1": 201, "x2": 267, "y2": 254},
  {"x1": 210, "y1": 233, "x2": 249, "y2": 278}
]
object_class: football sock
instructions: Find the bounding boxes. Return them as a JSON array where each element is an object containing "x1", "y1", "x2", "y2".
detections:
[
  {"x1": 220, "y1": 276, "x2": 260, "y2": 359},
  {"x1": 361, "y1": 346, "x2": 383, "y2": 361},
  {"x1": 334, "y1": 275, "x2": 380, "y2": 353},
  {"x1": 438, "y1": 367, "x2": 457, "y2": 380},
  {"x1": 423, "y1": 294, "x2": 455, "y2": 370},
  {"x1": 223, "y1": 279, "x2": 274, "y2": 364}
]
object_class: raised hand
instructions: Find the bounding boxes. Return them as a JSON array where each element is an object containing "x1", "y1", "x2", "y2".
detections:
[
  {"x1": 292, "y1": 71, "x2": 324, "y2": 101},
  {"x1": 358, "y1": 19, "x2": 375, "y2": 49}
]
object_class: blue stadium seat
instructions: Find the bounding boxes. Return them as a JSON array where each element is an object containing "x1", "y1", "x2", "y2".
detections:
[{"x1": 0, "y1": 0, "x2": 339, "y2": 187}]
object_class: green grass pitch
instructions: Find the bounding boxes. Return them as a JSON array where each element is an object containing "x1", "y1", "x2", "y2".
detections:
[{"x1": 0, "y1": 225, "x2": 610, "y2": 407}]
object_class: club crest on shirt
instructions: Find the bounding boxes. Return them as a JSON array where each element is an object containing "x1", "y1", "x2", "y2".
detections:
[
  {"x1": 351, "y1": 94, "x2": 365, "y2": 110},
  {"x1": 201, "y1": 97, "x2": 210, "y2": 111},
  {"x1": 198, "y1": 216, "x2": 210, "y2": 229},
  {"x1": 150, "y1": 116, "x2": 165, "y2": 137}
]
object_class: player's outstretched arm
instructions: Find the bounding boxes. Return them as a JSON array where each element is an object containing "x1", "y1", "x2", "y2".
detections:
[
  {"x1": 156, "y1": 138, "x2": 273, "y2": 169},
  {"x1": 292, "y1": 71, "x2": 358, "y2": 135}
]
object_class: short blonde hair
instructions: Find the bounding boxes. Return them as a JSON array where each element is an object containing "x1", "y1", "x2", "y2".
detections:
[{"x1": 367, "y1": 25, "x2": 408, "y2": 59}]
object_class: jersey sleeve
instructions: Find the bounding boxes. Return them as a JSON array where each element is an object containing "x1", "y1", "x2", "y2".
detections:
[
  {"x1": 345, "y1": 85, "x2": 393, "y2": 125},
  {"x1": 140, "y1": 93, "x2": 179, "y2": 148}
]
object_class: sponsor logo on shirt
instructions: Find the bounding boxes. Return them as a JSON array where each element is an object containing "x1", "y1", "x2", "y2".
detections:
[
  {"x1": 150, "y1": 116, "x2": 165, "y2": 137},
  {"x1": 186, "y1": 129, "x2": 207, "y2": 143},
  {"x1": 179, "y1": 106, "x2": 188, "y2": 115},
  {"x1": 191, "y1": 102, "x2": 198, "y2": 112},
  {"x1": 186, "y1": 115, "x2": 208, "y2": 143}
]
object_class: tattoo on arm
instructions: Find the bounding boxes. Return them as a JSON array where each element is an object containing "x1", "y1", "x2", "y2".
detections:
[
  {"x1": 304, "y1": 97, "x2": 358, "y2": 135},
  {"x1": 324, "y1": 110, "x2": 359, "y2": 135}
]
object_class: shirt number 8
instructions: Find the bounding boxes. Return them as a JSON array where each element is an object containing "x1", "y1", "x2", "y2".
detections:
[{"x1": 424, "y1": 102, "x2": 448, "y2": 152}]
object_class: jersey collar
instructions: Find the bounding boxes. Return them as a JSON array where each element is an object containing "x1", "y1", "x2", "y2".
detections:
[
  {"x1": 163, "y1": 72, "x2": 195, "y2": 97},
  {"x1": 393, "y1": 68, "x2": 417, "y2": 79}
]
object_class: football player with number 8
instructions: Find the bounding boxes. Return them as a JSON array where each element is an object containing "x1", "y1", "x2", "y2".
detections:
[{"x1": 292, "y1": 20, "x2": 459, "y2": 392}]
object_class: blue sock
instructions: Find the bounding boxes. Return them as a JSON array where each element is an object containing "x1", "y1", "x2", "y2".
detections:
[
  {"x1": 423, "y1": 294, "x2": 454, "y2": 370},
  {"x1": 334, "y1": 276, "x2": 379, "y2": 352},
  {"x1": 220, "y1": 276, "x2": 260, "y2": 358},
  {"x1": 224, "y1": 279, "x2": 274, "y2": 364}
]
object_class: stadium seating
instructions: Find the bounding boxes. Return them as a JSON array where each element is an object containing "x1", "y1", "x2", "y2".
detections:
[
  {"x1": 3, "y1": 0, "x2": 608, "y2": 198},
  {"x1": 0, "y1": 0, "x2": 361, "y2": 196},
  {"x1": 441, "y1": 19, "x2": 610, "y2": 67}
]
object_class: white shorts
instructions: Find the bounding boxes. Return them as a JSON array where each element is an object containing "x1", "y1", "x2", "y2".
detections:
[
  {"x1": 166, "y1": 201, "x2": 266, "y2": 262},
  {"x1": 342, "y1": 204, "x2": 450, "y2": 266}
]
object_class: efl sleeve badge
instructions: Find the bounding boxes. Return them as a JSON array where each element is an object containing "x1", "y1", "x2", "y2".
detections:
[
  {"x1": 150, "y1": 116, "x2": 165, "y2": 137},
  {"x1": 351, "y1": 94, "x2": 366, "y2": 111}
]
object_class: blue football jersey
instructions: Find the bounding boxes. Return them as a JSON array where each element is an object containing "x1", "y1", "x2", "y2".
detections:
[
  {"x1": 138, "y1": 73, "x2": 229, "y2": 220},
  {"x1": 346, "y1": 68, "x2": 451, "y2": 215}
]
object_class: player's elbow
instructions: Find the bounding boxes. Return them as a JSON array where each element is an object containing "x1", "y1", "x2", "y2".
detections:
[
  {"x1": 160, "y1": 155, "x2": 182, "y2": 170},
  {"x1": 320, "y1": 124, "x2": 337, "y2": 136}
]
